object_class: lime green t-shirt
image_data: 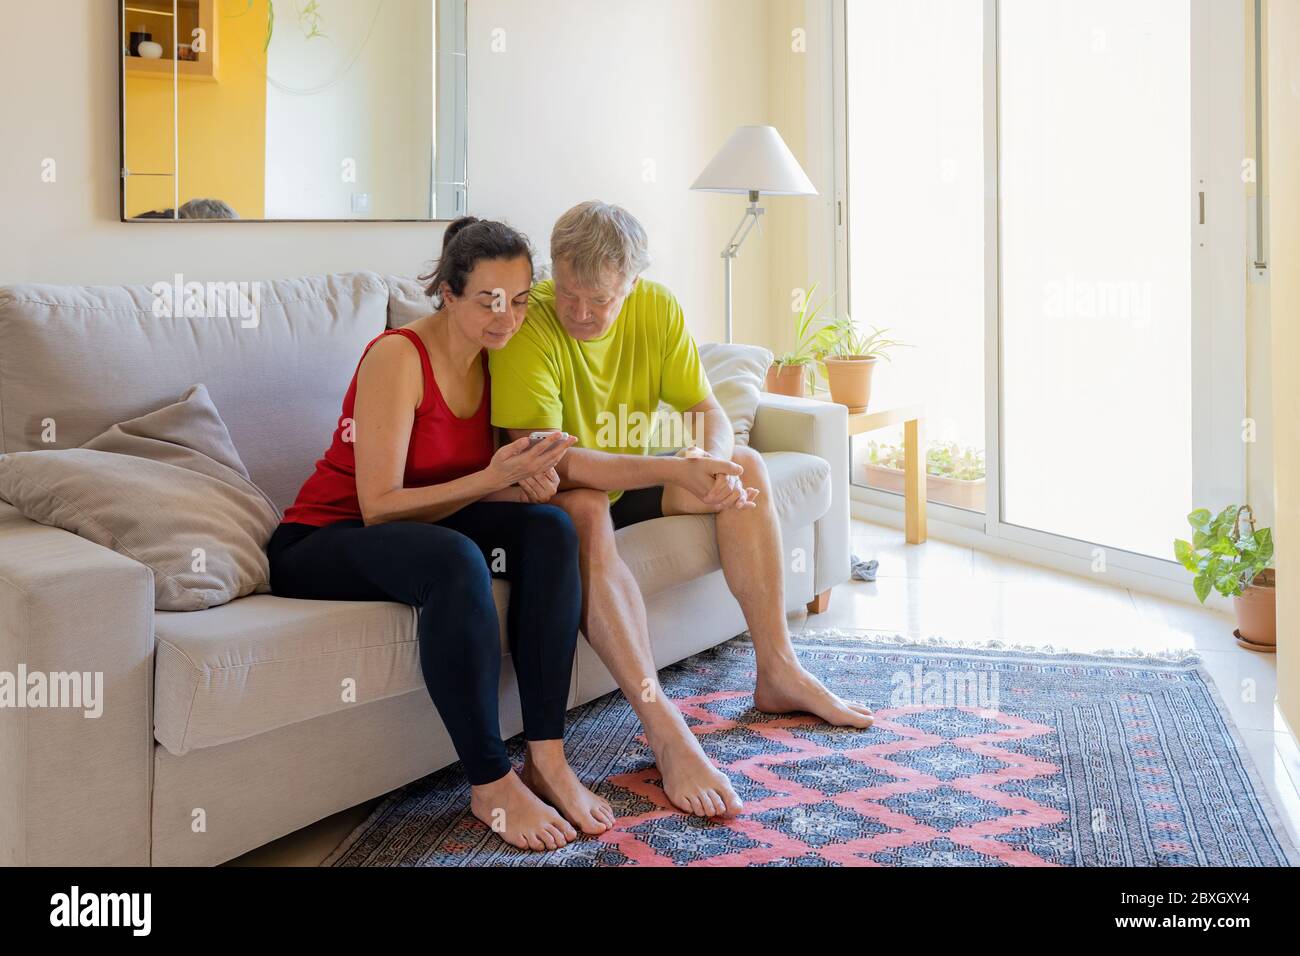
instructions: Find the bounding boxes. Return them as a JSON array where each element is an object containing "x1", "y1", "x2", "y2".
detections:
[{"x1": 489, "y1": 278, "x2": 712, "y2": 497}]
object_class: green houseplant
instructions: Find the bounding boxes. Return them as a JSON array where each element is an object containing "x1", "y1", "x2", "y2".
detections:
[
  {"x1": 766, "y1": 284, "x2": 837, "y2": 398},
  {"x1": 817, "y1": 319, "x2": 908, "y2": 413},
  {"x1": 1173, "y1": 504, "x2": 1276, "y2": 650}
]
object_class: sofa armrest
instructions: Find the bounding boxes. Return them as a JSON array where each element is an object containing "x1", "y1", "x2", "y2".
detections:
[
  {"x1": 0, "y1": 503, "x2": 154, "y2": 865},
  {"x1": 749, "y1": 394, "x2": 850, "y2": 598}
]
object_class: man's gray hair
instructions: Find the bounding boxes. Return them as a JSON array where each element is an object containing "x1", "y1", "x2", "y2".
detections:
[
  {"x1": 178, "y1": 198, "x2": 239, "y2": 220},
  {"x1": 550, "y1": 201, "x2": 650, "y2": 288}
]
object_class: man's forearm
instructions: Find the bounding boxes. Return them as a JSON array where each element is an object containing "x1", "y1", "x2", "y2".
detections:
[
  {"x1": 696, "y1": 407, "x2": 735, "y2": 461},
  {"x1": 558, "y1": 447, "x2": 681, "y2": 493}
]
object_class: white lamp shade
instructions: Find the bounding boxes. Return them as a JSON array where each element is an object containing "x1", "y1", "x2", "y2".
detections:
[{"x1": 691, "y1": 125, "x2": 818, "y2": 197}]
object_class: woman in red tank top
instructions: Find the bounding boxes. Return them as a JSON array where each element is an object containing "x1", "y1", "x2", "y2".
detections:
[{"x1": 267, "y1": 218, "x2": 614, "y2": 851}]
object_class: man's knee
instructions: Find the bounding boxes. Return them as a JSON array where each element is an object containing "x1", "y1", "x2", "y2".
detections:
[
  {"x1": 731, "y1": 443, "x2": 763, "y2": 471},
  {"x1": 732, "y1": 445, "x2": 771, "y2": 491},
  {"x1": 554, "y1": 489, "x2": 614, "y2": 535}
]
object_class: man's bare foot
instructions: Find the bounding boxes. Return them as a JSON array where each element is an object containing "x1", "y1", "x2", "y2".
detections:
[
  {"x1": 651, "y1": 728, "x2": 745, "y2": 818},
  {"x1": 754, "y1": 655, "x2": 875, "y2": 728},
  {"x1": 521, "y1": 740, "x2": 616, "y2": 835},
  {"x1": 470, "y1": 770, "x2": 578, "y2": 852}
]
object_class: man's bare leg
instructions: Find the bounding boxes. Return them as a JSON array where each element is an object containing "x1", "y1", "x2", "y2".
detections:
[
  {"x1": 551, "y1": 489, "x2": 743, "y2": 818},
  {"x1": 664, "y1": 446, "x2": 873, "y2": 728}
]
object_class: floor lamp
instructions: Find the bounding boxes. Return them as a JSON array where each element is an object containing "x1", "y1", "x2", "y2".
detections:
[{"x1": 691, "y1": 125, "x2": 818, "y2": 343}]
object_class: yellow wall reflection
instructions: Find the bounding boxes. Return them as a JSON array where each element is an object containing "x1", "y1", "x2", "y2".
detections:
[{"x1": 123, "y1": 0, "x2": 266, "y2": 219}]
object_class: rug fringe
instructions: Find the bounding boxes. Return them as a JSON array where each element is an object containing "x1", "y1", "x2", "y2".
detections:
[{"x1": 792, "y1": 627, "x2": 1203, "y2": 665}]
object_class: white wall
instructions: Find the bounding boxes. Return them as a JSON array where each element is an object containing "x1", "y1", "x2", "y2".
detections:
[
  {"x1": 0, "y1": 0, "x2": 779, "y2": 348},
  {"x1": 1265, "y1": 0, "x2": 1300, "y2": 735},
  {"x1": 767, "y1": 0, "x2": 837, "y2": 357},
  {"x1": 1244, "y1": 0, "x2": 1274, "y2": 528},
  {"x1": 465, "y1": 0, "x2": 773, "y2": 344}
]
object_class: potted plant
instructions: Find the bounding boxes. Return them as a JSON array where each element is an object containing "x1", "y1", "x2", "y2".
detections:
[
  {"x1": 817, "y1": 319, "x2": 908, "y2": 413},
  {"x1": 1174, "y1": 504, "x2": 1276, "y2": 651},
  {"x1": 860, "y1": 441, "x2": 987, "y2": 511},
  {"x1": 766, "y1": 284, "x2": 837, "y2": 398}
]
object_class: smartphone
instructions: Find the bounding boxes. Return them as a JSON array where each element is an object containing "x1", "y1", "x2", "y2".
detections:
[{"x1": 529, "y1": 431, "x2": 561, "y2": 448}]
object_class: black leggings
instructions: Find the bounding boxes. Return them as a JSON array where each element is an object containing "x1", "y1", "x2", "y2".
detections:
[{"x1": 265, "y1": 503, "x2": 581, "y2": 785}]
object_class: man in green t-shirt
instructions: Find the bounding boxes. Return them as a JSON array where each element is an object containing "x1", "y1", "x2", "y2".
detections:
[{"x1": 491, "y1": 202, "x2": 874, "y2": 822}]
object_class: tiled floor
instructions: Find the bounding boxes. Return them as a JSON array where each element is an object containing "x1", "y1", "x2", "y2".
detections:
[{"x1": 229, "y1": 518, "x2": 1300, "y2": 865}]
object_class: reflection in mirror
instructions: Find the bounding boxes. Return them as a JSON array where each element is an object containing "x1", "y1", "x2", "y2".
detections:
[{"x1": 120, "y1": 0, "x2": 467, "y2": 222}]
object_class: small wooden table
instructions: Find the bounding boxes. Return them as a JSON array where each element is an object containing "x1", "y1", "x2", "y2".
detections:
[
  {"x1": 813, "y1": 395, "x2": 928, "y2": 546},
  {"x1": 846, "y1": 403, "x2": 928, "y2": 545}
]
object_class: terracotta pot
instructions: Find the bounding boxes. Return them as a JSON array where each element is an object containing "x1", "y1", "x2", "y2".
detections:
[
  {"x1": 824, "y1": 356, "x2": 879, "y2": 413},
  {"x1": 765, "y1": 362, "x2": 808, "y2": 398},
  {"x1": 1233, "y1": 569, "x2": 1276, "y2": 648}
]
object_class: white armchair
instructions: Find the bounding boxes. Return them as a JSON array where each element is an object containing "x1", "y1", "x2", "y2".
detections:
[{"x1": 750, "y1": 392, "x2": 851, "y2": 611}]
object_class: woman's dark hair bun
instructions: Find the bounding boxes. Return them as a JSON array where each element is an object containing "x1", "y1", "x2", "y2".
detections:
[
  {"x1": 419, "y1": 218, "x2": 534, "y2": 307},
  {"x1": 440, "y1": 216, "x2": 482, "y2": 251}
]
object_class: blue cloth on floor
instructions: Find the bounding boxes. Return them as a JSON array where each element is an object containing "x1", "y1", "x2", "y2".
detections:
[{"x1": 851, "y1": 554, "x2": 878, "y2": 582}]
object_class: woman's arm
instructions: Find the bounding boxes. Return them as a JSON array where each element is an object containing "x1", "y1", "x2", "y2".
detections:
[{"x1": 352, "y1": 337, "x2": 571, "y2": 525}]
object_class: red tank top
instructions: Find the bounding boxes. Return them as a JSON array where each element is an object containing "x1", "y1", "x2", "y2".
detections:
[{"x1": 283, "y1": 327, "x2": 495, "y2": 527}]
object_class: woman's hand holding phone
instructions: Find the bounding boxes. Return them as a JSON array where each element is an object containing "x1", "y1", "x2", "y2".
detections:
[{"x1": 486, "y1": 432, "x2": 576, "y2": 492}]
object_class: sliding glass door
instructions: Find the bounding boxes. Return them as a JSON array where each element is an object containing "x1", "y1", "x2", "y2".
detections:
[
  {"x1": 840, "y1": 0, "x2": 1246, "y2": 571},
  {"x1": 999, "y1": 0, "x2": 1194, "y2": 559},
  {"x1": 844, "y1": 0, "x2": 987, "y2": 515}
]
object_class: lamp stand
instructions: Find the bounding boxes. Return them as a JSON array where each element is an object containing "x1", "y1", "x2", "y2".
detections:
[{"x1": 720, "y1": 189, "x2": 763, "y2": 344}]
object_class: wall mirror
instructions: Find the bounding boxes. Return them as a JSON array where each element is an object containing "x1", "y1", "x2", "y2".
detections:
[{"x1": 119, "y1": 0, "x2": 467, "y2": 222}]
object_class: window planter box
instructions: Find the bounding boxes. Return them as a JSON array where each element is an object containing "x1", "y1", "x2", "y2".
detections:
[{"x1": 859, "y1": 463, "x2": 987, "y2": 512}]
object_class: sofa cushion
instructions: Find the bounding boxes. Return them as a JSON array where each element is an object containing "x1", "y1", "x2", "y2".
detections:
[
  {"x1": 0, "y1": 272, "x2": 389, "y2": 511},
  {"x1": 384, "y1": 274, "x2": 431, "y2": 329},
  {"x1": 0, "y1": 384, "x2": 280, "y2": 611},
  {"x1": 762, "y1": 450, "x2": 835, "y2": 532},
  {"x1": 153, "y1": 450, "x2": 830, "y2": 754},
  {"x1": 649, "y1": 342, "x2": 773, "y2": 452},
  {"x1": 698, "y1": 343, "x2": 773, "y2": 447},
  {"x1": 153, "y1": 584, "x2": 512, "y2": 756}
]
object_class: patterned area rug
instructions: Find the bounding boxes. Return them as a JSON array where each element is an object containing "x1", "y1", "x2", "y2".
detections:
[{"x1": 325, "y1": 631, "x2": 1296, "y2": 867}]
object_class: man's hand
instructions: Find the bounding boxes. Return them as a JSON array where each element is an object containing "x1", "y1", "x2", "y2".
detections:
[
  {"x1": 705, "y1": 472, "x2": 760, "y2": 511},
  {"x1": 663, "y1": 452, "x2": 758, "y2": 515},
  {"x1": 669, "y1": 454, "x2": 743, "y2": 499},
  {"x1": 518, "y1": 467, "x2": 560, "y2": 504}
]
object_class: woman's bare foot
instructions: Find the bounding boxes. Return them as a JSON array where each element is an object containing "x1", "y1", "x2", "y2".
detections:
[
  {"x1": 470, "y1": 769, "x2": 578, "y2": 852},
  {"x1": 521, "y1": 740, "x2": 616, "y2": 835},
  {"x1": 754, "y1": 656, "x2": 875, "y2": 728},
  {"x1": 650, "y1": 726, "x2": 745, "y2": 818}
]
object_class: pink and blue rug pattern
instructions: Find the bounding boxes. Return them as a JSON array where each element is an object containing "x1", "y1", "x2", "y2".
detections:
[{"x1": 326, "y1": 632, "x2": 1296, "y2": 867}]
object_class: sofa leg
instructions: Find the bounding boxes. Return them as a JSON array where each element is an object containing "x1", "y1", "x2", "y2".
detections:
[{"x1": 806, "y1": 589, "x2": 832, "y2": 615}]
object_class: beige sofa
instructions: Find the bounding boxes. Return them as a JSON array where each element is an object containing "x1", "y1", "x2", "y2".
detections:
[{"x1": 0, "y1": 272, "x2": 849, "y2": 867}]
